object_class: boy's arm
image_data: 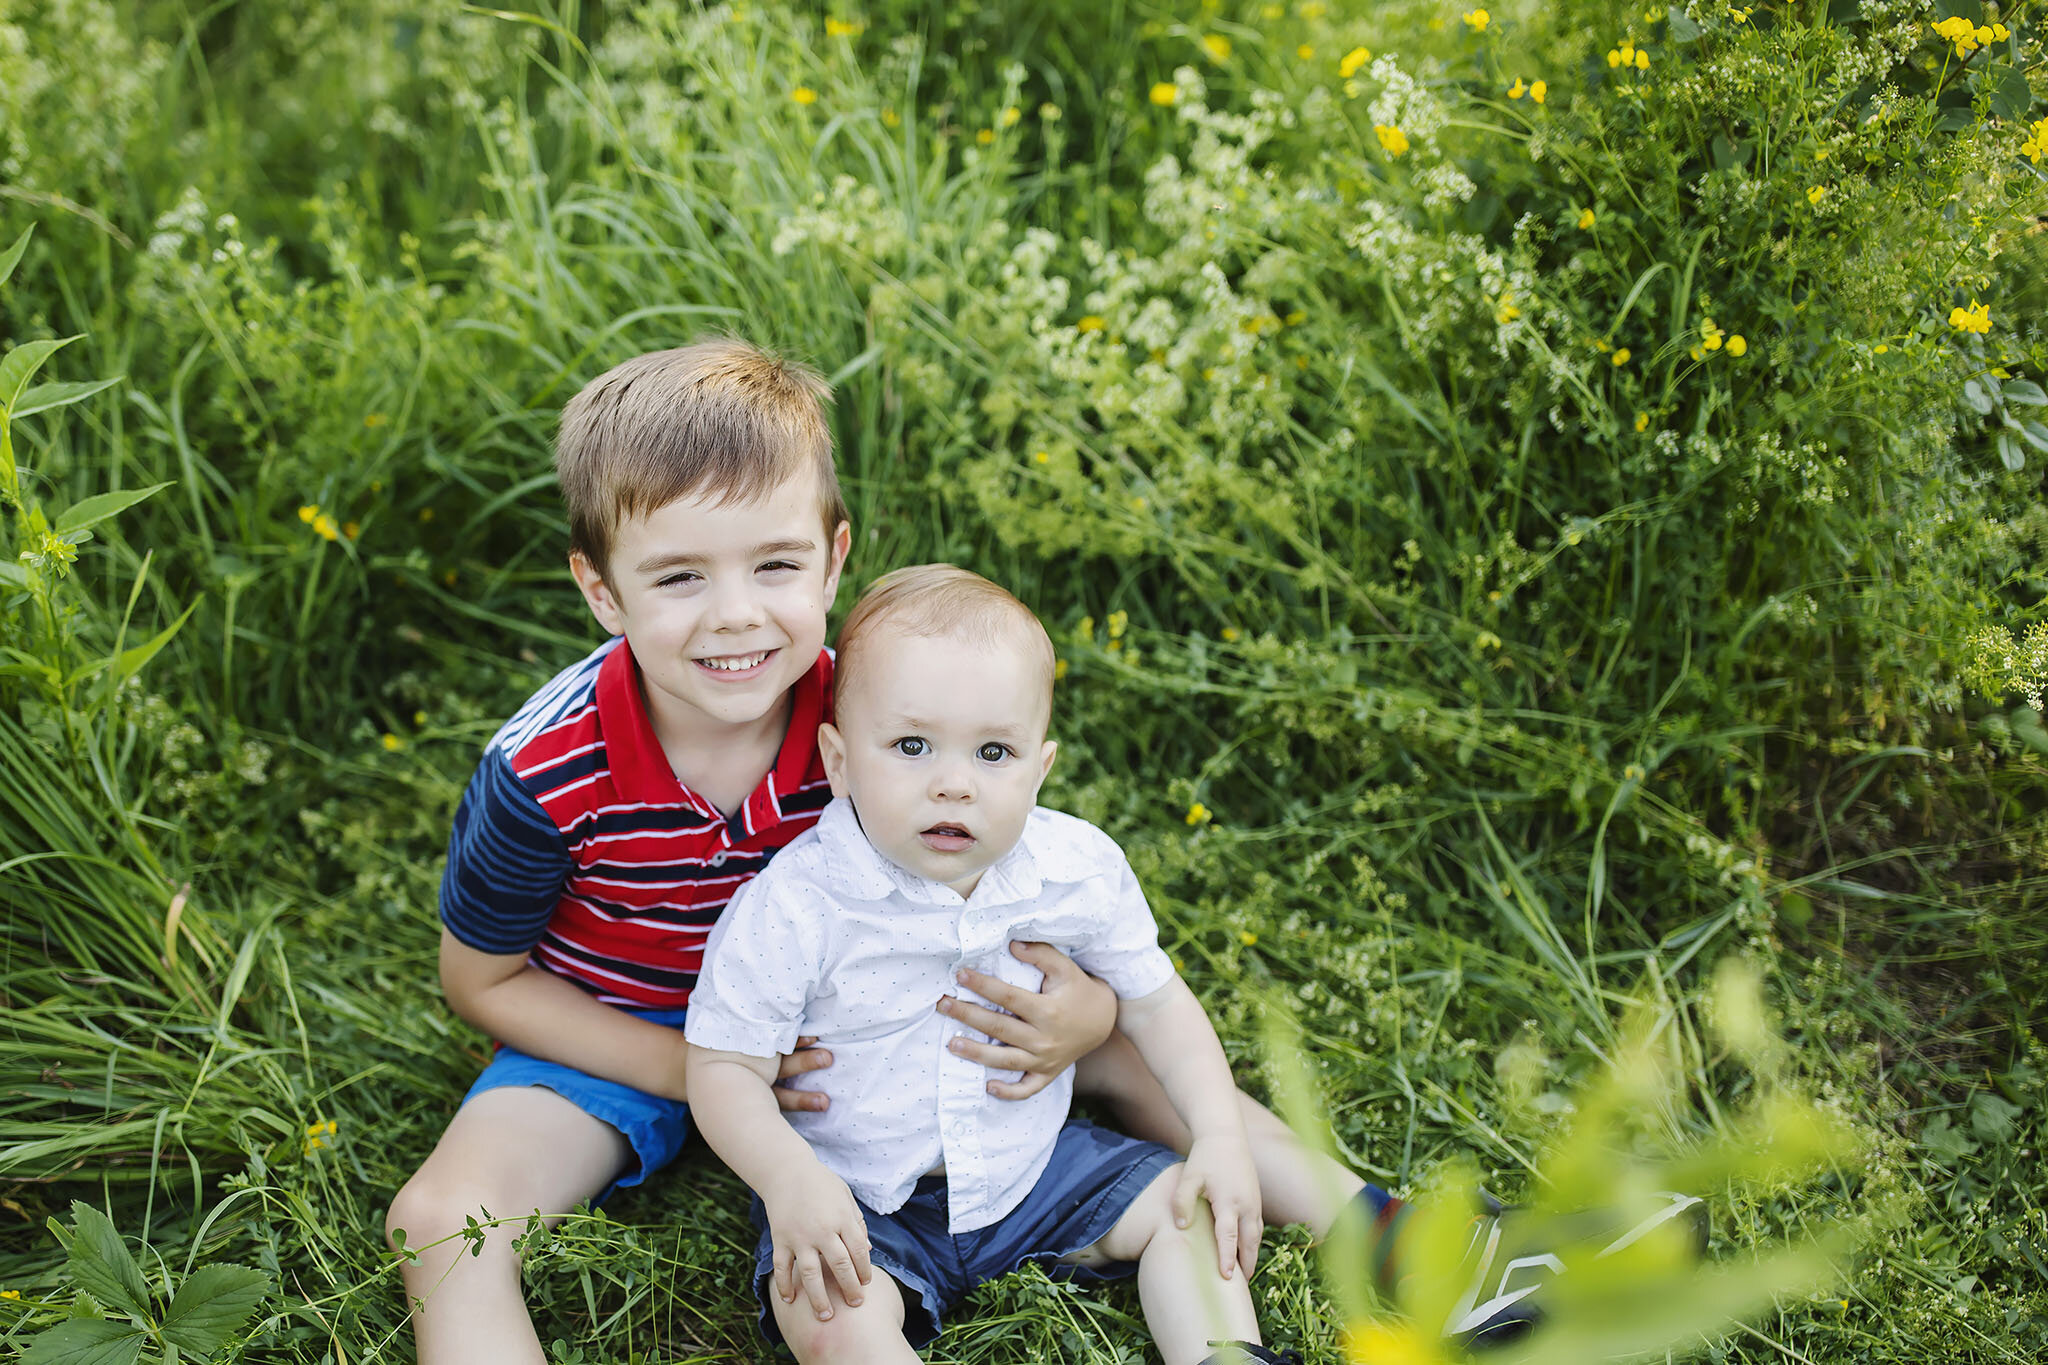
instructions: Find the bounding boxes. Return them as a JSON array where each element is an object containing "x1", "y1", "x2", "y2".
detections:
[
  {"x1": 439, "y1": 932, "x2": 832, "y2": 1106},
  {"x1": 1116, "y1": 974, "x2": 1262, "y2": 1280},
  {"x1": 687, "y1": 1045, "x2": 873, "y2": 1319}
]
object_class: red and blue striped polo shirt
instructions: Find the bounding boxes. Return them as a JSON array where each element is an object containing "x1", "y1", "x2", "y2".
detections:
[{"x1": 440, "y1": 636, "x2": 835, "y2": 1008}]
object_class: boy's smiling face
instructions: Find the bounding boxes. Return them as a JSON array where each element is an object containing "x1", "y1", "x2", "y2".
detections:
[
  {"x1": 571, "y1": 471, "x2": 849, "y2": 746},
  {"x1": 819, "y1": 625, "x2": 1057, "y2": 898}
]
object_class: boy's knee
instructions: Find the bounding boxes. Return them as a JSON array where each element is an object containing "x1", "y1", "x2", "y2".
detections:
[{"x1": 386, "y1": 1167, "x2": 499, "y2": 1255}]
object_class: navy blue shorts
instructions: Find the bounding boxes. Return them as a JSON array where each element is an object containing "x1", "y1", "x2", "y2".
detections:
[
  {"x1": 751, "y1": 1119, "x2": 1180, "y2": 1347},
  {"x1": 462, "y1": 1007, "x2": 691, "y2": 1204}
]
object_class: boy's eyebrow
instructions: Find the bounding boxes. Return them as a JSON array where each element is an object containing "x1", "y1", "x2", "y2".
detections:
[{"x1": 632, "y1": 538, "x2": 818, "y2": 576}]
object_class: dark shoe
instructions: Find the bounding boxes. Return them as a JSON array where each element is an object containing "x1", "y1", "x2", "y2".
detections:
[
  {"x1": 1198, "y1": 1344, "x2": 1302, "y2": 1365},
  {"x1": 1446, "y1": 1190, "x2": 1710, "y2": 1350}
]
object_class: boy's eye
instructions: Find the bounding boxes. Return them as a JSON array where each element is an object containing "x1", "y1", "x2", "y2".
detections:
[
  {"x1": 892, "y1": 737, "x2": 929, "y2": 757},
  {"x1": 655, "y1": 571, "x2": 701, "y2": 588},
  {"x1": 758, "y1": 560, "x2": 801, "y2": 574},
  {"x1": 977, "y1": 742, "x2": 1012, "y2": 763}
]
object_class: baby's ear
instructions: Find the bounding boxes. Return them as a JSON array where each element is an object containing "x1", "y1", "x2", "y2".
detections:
[
  {"x1": 818, "y1": 723, "x2": 851, "y2": 798},
  {"x1": 1037, "y1": 739, "x2": 1058, "y2": 783}
]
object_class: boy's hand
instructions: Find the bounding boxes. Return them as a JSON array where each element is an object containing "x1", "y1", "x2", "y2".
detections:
[
  {"x1": 773, "y1": 1036, "x2": 833, "y2": 1113},
  {"x1": 1174, "y1": 1133, "x2": 1262, "y2": 1281},
  {"x1": 762, "y1": 1160, "x2": 873, "y2": 1320},
  {"x1": 936, "y1": 941, "x2": 1118, "y2": 1099}
]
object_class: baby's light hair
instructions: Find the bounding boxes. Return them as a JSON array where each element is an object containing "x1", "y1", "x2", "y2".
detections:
[
  {"x1": 834, "y1": 565, "x2": 1056, "y2": 722},
  {"x1": 555, "y1": 336, "x2": 848, "y2": 579}
]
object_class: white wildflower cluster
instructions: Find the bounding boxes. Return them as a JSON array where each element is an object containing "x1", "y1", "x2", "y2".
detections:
[
  {"x1": 1366, "y1": 54, "x2": 1448, "y2": 151},
  {"x1": 770, "y1": 175, "x2": 911, "y2": 261},
  {"x1": 0, "y1": 0, "x2": 165, "y2": 191},
  {"x1": 1684, "y1": 830, "x2": 1764, "y2": 891},
  {"x1": 1965, "y1": 622, "x2": 2048, "y2": 712},
  {"x1": 1418, "y1": 161, "x2": 1478, "y2": 211}
]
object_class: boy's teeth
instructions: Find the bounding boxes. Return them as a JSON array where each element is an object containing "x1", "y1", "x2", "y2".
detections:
[{"x1": 700, "y1": 651, "x2": 769, "y2": 672}]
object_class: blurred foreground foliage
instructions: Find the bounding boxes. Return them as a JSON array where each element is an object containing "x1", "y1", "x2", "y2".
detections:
[{"x1": 2, "y1": 0, "x2": 2045, "y2": 1360}]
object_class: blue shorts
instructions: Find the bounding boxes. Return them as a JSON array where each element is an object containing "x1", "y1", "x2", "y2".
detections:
[
  {"x1": 461, "y1": 1007, "x2": 691, "y2": 1204},
  {"x1": 751, "y1": 1119, "x2": 1180, "y2": 1347}
]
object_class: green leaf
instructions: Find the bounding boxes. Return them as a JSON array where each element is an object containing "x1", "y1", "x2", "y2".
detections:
[
  {"x1": 54, "y1": 483, "x2": 173, "y2": 536},
  {"x1": 2018, "y1": 419, "x2": 2048, "y2": 455},
  {"x1": 0, "y1": 226, "x2": 32, "y2": 290},
  {"x1": 1970, "y1": 1092, "x2": 2022, "y2": 1144},
  {"x1": 20, "y1": 1319, "x2": 147, "y2": 1365},
  {"x1": 63, "y1": 1202, "x2": 154, "y2": 1323},
  {"x1": 0, "y1": 560, "x2": 27, "y2": 588},
  {"x1": 1963, "y1": 379, "x2": 1995, "y2": 414},
  {"x1": 1664, "y1": 6, "x2": 1702, "y2": 42},
  {"x1": 2004, "y1": 380, "x2": 2047, "y2": 407},
  {"x1": 0, "y1": 336, "x2": 79, "y2": 414},
  {"x1": 160, "y1": 1264, "x2": 272, "y2": 1355},
  {"x1": 12, "y1": 375, "x2": 123, "y2": 419},
  {"x1": 1997, "y1": 432, "x2": 2025, "y2": 471},
  {"x1": 112, "y1": 599, "x2": 200, "y2": 688},
  {"x1": 1921, "y1": 1112, "x2": 1979, "y2": 1164},
  {"x1": 1977, "y1": 64, "x2": 2030, "y2": 122}
]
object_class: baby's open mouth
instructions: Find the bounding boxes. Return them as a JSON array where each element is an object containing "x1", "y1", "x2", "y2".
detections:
[{"x1": 920, "y1": 823, "x2": 975, "y2": 851}]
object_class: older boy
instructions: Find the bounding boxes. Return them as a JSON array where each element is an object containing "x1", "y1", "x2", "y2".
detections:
[{"x1": 687, "y1": 565, "x2": 1292, "y2": 1364}]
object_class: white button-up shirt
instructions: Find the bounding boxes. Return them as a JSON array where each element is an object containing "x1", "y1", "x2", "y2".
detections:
[{"x1": 685, "y1": 797, "x2": 1176, "y2": 1232}]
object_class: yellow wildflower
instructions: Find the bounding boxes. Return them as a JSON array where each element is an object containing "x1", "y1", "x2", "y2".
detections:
[
  {"x1": 1593, "y1": 337, "x2": 1612, "y2": 352},
  {"x1": 298, "y1": 504, "x2": 318, "y2": 523},
  {"x1": 1078, "y1": 616, "x2": 1095, "y2": 638},
  {"x1": 1221, "y1": 626, "x2": 1241, "y2": 641},
  {"x1": 2022, "y1": 118, "x2": 2048, "y2": 165},
  {"x1": 1150, "y1": 81, "x2": 1179, "y2": 106},
  {"x1": 1107, "y1": 610, "x2": 1129, "y2": 639},
  {"x1": 2, "y1": 1289, "x2": 22, "y2": 1300},
  {"x1": 1635, "y1": 47, "x2": 1649, "y2": 69},
  {"x1": 413, "y1": 709, "x2": 428, "y2": 726},
  {"x1": 1054, "y1": 658, "x2": 1070, "y2": 681},
  {"x1": 1000, "y1": 105, "x2": 1021, "y2": 127},
  {"x1": 1077, "y1": 315, "x2": 1107, "y2": 333},
  {"x1": 313, "y1": 514, "x2": 340, "y2": 542},
  {"x1": 364, "y1": 412, "x2": 388, "y2": 428},
  {"x1": 1300, "y1": 0, "x2": 1327, "y2": 16},
  {"x1": 1577, "y1": 207, "x2": 1596, "y2": 229},
  {"x1": 381, "y1": 733, "x2": 403, "y2": 752},
  {"x1": 1948, "y1": 300, "x2": 1991, "y2": 335},
  {"x1": 1611, "y1": 347, "x2": 1632, "y2": 366},
  {"x1": 1474, "y1": 630, "x2": 1503, "y2": 650},
  {"x1": 791, "y1": 86, "x2": 818, "y2": 105},
  {"x1": 1607, "y1": 47, "x2": 1622, "y2": 67},
  {"x1": 1726, "y1": 334, "x2": 1747, "y2": 356},
  {"x1": 1700, "y1": 318, "x2": 1724, "y2": 351},
  {"x1": 1285, "y1": 309, "x2": 1306, "y2": 325},
  {"x1": 1186, "y1": 801, "x2": 1213, "y2": 826},
  {"x1": 1634, "y1": 410, "x2": 1649, "y2": 432},
  {"x1": 1263, "y1": 2, "x2": 1285, "y2": 17},
  {"x1": 1508, "y1": 77, "x2": 1526, "y2": 98},
  {"x1": 1992, "y1": 23, "x2": 2010, "y2": 40},
  {"x1": 343, "y1": 521, "x2": 360, "y2": 540},
  {"x1": 1807, "y1": 184, "x2": 1826, "y2": 205},
  {"x1": 1689, "y1": 344, "x2": 1704, "y2": 361},
  {"x1": 1463, "y1": 8, "x2": 1490, "y2": 31},
  {"x1": 1298, "y1": 43, "x2": 1315, "y2": 59},
  {"x1": 419, "y1": 507, "x2": 435, "y2": 523},
  {"x1": 1238, "y1": 929, "x2": 1259, "y2": 946},
  {"x1": 1339, "y1": 45, "x2": 1371, "y2": 78},
  {"x1": 1040, "y1": 102, "x2": 1061, "y2": 121},
  {"x1": 976, "y1": 127, "x2": 995, "y2": 145},
  {"x1": 881, "y1": 107, "x2": 900, "y2": 127},
  {"x1": 1033, "y1": 450, "x2": 1050, "y2": 464},
  {"x1": 1530, "y1": 79, "x2": 1546, "y2": 103},
  {"x1": 1201, "y1": 33, "x2": 1232, "y2": 61},
  {"x1": 1495, "y1": 296, "x2": 1521, "y2": 324},
  {"x1": 1624, "y1": 762, "x2": 1646, "y2": 780},
  {"x1": 1345, "y1": 1320, "x2": 1437, "y2": 1365},
  {"x1": 824, "y1": 17, "x2": 864, "y2": 37},
  {"x1": 1374, "y1": 124, "x2": 1409, "y2": 156},
  {"x1": 1874, "y1": 344, "x2": 1889, "y2": 354}
]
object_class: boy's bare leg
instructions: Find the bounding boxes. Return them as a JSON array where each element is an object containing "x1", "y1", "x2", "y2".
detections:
[
  {"x1": 1079, "y1": 1163, "x2": 1261, "y2": 1365},
  {"x1": 768, "y1": 1265, "x2": 921, "y2": 1365},
  {"x1": 1076, "y1": 1030, "x2": 1364, "y2": 1235},
  {"x1": 386, "y1": 1086, "x2": 632, "y2": 1365}
]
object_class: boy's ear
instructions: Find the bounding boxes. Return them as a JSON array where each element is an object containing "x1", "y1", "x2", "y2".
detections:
[
  {"x1": 824, "y1": 520, "x2": 852, "y2": 600},
  {"x1": 569, "y1": 550, "x2": 626, "y2": 636},
  {"x1": 818, "y1": 722, "x2": 851, "y2": 798}
]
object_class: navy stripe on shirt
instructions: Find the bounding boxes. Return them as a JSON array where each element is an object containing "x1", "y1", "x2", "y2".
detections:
[{"x1": 442, "y1": 749, "x2": 574, "y2": 954}]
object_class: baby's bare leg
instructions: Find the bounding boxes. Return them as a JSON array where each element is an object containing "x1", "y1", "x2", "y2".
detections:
[
  {"x1": 769, "y1": 1265, "x2": 920, "y2": 1365},
  {"x1": 1079, "y1": 1163, "x2": 1261, "y2": 1365},
  {"x1": 385, "y1": 1086, "x2": 630, "y2": 1365},
  {"x1": 1076, "y1": 1029, "x2": 1364, "y2": 1234}
]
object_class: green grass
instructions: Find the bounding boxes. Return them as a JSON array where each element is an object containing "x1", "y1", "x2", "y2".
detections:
[{"x1": 3, "y1": 1, "x2": 2046, "y2": 1361}]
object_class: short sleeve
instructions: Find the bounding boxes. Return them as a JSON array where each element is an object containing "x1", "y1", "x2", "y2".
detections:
[
  {"x1": 439, "y1": 748, "x2": 574, "y2": 954},
  {"x1": 684, "y1": 872, "x2": 826, "y2": 1058},
  {"x1": 1070, "y1": 849, "x2": 1178, "y2": 1001}
]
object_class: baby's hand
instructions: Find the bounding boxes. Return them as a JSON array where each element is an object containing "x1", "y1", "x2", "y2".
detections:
[
  {"x1": 763, "y1": 1160, "x2": 872, "y2": 1319},
  {"x1": 1175, "y1": 1134, "x2": 1262, "y2": 1280}
]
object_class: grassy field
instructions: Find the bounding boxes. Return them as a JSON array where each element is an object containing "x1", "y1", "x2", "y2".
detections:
[{"x1": 3, "y1": 1, "x2": 2046, "y2": 1361}]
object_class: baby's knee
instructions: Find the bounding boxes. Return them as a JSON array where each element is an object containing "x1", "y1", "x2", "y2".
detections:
[{"x1": 771, "y1": 1277, "x2": 906, "y2": 1364}]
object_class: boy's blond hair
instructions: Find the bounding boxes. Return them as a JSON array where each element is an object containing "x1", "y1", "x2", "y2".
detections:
[
  {"x1": 555, "y1": 337, "x2": 848, "y2": 577},
  {"x1": 834, "y1": 565, "x2": 1056, "y2": 720}
]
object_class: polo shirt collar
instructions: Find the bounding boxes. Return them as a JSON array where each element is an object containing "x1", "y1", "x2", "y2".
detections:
[
  {"x1": 813, "y1": 796, "x2": 1046, "y2": 906},
  {"x1": 595, "y1": 639, "x2": 833, "y2": 841}
]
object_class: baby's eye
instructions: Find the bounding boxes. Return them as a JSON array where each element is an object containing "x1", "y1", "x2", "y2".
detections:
[
  {"x1": 976, "y1": 742, "x2": 1013, "y2": 763},
  {"x1": 891, "y1": 737, "x2": 929, "y2": 757}
]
